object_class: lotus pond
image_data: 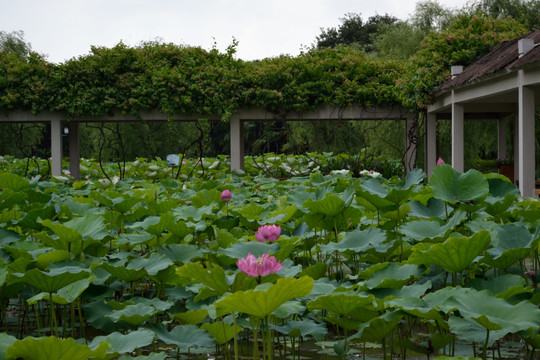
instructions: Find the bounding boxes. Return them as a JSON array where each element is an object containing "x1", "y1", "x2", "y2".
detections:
[{"x1": 1, "y1": 155, "x2": 540, "y2": 360}]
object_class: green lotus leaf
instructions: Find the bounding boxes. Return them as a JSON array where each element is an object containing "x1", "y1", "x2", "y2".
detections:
[
  {"x1": 106, "y1": 303, "x2": 157, "y2": 325},
  {"x1": 319, "y1": 227, "x2": 386, "y2": 254},
  {"x1": 386, "y1": 296, "x2": 445, "y2": 323},
  {"x1": 408, "y1": 198, "x2": 446, "y2": 218},
  {"x1": 16, "y1": 205, "x2": 56, "y2": 231},
  {"x1": 215, "y1": 276, "x2": 313, "y2": 318},
  {"x1": 13, "y1": 266, "x2": 91, "y2": 293},
  {"x1": 111, "y1": 195, "x2": 141, "y2": 214},
  {"x1": 369, "y1": 281, "x2": 432, "y2": 299},
  {"x1": 0, "y1": 332, "x2": 16, "y2": 360},
  {"x1": 219, "y1": 241, "x2": 280, "y2": 259},
  {"x1": 172, "y1": 204, "x2": 215, "y2": 222},
  {"x1": 0, "y1": 172, "x2": 29, "y2": 192},
  {"x1": 424, "y1": 287, "x2": 540, "y2": 336},
  {"x1": 270, "y1": 319, "x2": 327, "y2": 340},
  {"x1": 408, "y1": 231, "x2": 491, "y2": 273},
  {"x1": 6, "y1": 336, "x2": 107, "y2": 360},
  {"x1": 150, "y1": 324, "x2": 215, "y2": 350},
  {"x1": 99, "y1": 262, "x2": 147, "y2": 282},
  {"x1": 82, "y1": 301, "x2": 133, "y2": 332},
  {"x1": 272, "y1": 300, "x2": 305, "y2": 319},
  {"x1": 307, "y1": 293, "x2": 375, "y2": 316},
  {"x1": 118, "y1": 353, "x2": 166, "y2": 360},
  {"x1": 200, "y1": 321, "x2": 242, "y2": 345},
  {"x1": 299, "y1": 262, "x2": 328, "y2": 280},
  {"x1": 0, "y1": 266, "x2": 8, "y2": 288},
  {"x1": 429, "y1": 164, "x2": 489, "y2": 202},
  {"x1": 487, "y1": 177, "x2": 521, "y2": 197},
  {"x1": 483, "y1": 223, "x2": 538, "y2": 269},
  {"x1": 360, "y1": 263, "x2": 425, "y2": 289},
  {"x1": 34, "y1": 249, "x2": 71, "y2": 269},
  {"x1": 466, "y1": 274, "x2": 530, "y2": 300},
  {"x1": 89, "y1": 329, "x2": 155, "y2": 355},
  {"x1": 303, "y1": 188, "x2": 354, "y2": 217},
  {"x1": 61, "y1": 214, "x2": 108, "y2": 240},
  {"x1": 115, "y1": 233, "x2": 154, "y2": 249},
  {"x1": 176, "y1": 262, "x2": 229, "y2": 297},
  {"x1": 399, "y1": 210, "x2": 466, "y2": 242},
  {"x1": 174, "y1": 309, "x2": 208, "y2": 325},
  {"x1": 433, "y1": 356, "x2": 481, "y2": 360},
  {"x1": 448, "y1": 316, "x2": 507, "y2": 344},
  {"x1": 354, "y1": 311, "x2": 403, "y2": 343},
  {"x1": 189, "y1": 189, "x2": 221, "y2": 207},
  {"x1": 27, "y1": 278, "x2": 92, "y2": 305},
  {"x1": 127, "y1": 252, "x2": 173, "y2": 276}
]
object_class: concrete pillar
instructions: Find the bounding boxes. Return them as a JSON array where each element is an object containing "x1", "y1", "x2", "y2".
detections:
[
  {"x1": 451, "y1": 102, "x2": 464, "y2": 172},
  {"x1": 230, "y1": 116, "x2": 244, "y2": 170},
  {"x1": 405, "y1": 114, "x2": 417, "y2": 173},
  {"x1": 518, "y1": 83, "x2": 535, "y2": 197},
  {"x1": 50, "y1": 118, "x2": 62, "y2": 176},
  {"x1": 497, "y1": 118, "x2": 507, "y2": 161},
  {"x1": 68, "y1": 122, "x2": 80, "y2": 180},
  {"x1": 513, "y1": 113, "x2": 519, "y2": 184},
  {"x1": 425, "y1": 112, "x2": 437, "y2": 178}
]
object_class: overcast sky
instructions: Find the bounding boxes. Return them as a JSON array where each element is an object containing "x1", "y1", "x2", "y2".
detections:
[{"x1": 2, "y1": 0, "x2": 471, "y2": 63}]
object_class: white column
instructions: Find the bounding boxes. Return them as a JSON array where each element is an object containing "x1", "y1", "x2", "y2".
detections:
[
  {"x1": 68, "y1": 122, "x2": 80, "y2": 180},
  {"x1": 518, "y1": 82, "x2": 535, "y2": 197},
  {"x1": 497, "y1": 118, "x2": 506, "y2": 161},
  {"x1": 451, "y1": 102, "x2": 464, "y2": 172},
  {"x1": 50, "y1": 118, "x2": 63, "y2": 176},
  {"x1": 425, "y1": 112, "x2": 437, "y2": 178},
  {"x1": 230, "y1": 116, "x2": 244, "y2": 170},
  {"x1": 405, "y1": 114, "x2": 417, "y2": 174},
  {"x1": 513, "y1": 111, "x2": 519, "y2": 184}
]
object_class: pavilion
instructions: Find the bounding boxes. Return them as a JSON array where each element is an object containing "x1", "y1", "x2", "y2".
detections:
[{"x1": 426, "y1": 29, "x2": 540, "y2": 197}]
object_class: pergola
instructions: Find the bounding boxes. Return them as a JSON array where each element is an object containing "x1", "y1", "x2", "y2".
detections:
[
  {"x1": 0, "y1": 104, "x2": 417, "y2": 178},
  {"x1": 426, "y1": 30, "x2": 540, "y2": 197}
]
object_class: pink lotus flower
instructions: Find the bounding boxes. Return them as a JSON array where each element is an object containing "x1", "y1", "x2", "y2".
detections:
[
  {"x1": 236, "y1": 253, "x2": 283, "y2": 278},
  {"x1": 221, "y1": 189, "x2": 232, "y2": 202},
  {"x1": 437, "y1": 157, "x2": 445, "y2": 165},
  {"x1": 255, "y1": 225, "x2": 281, "y2": 242}
]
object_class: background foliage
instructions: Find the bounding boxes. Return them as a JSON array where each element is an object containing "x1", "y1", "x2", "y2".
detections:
[{"x1": 1, "y1": 0, "x2": 538, "y2": 175}]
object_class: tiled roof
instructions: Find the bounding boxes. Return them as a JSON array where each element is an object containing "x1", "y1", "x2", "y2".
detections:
[{"x1": 434, "y1": 29, "x2": 540, "y2": 93}]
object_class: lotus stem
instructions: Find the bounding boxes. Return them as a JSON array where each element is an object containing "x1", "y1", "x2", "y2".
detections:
[
  {"x1": 482, "y1": 330, "x2": 490, "y2": 360},
  {"x1": 233, "y1": 312, "x2": 239, "y2": 360}
]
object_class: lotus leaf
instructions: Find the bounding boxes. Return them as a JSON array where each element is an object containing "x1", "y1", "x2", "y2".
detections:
[
  {"x1": 176, "y1": 262, "x2": 229, "y2": 297},
  {"x1": 307, "y1": 293, "x2": 376, "y2": 315},
  {"x1": 106, "y1": 303, "x2": 157, "y2": 325},
  {"x1": 429, "y1": 164, "x2": 489, "y2": 202},
  {"x1": 174, "y1": 309, "x2": 209, "y2": 324},
  {"x1": 215, "y1": 276, "x2": 313, "y2": 318},
  {"x1": 219, "y1": 241, "x2": 279, "y2": 259},
  {"x1": 270, "y1": 319, "x2": 328, "y2": 340},
  {"x1": 6, "y1": 336, "x2": 106, "y2": 360},
  {"x1": 89, "y1": 329, "x2": 155, "y2": 355},
  {"x1": 360, "y1": 263, "x2": 425, "y2": 289},
  {"x1": 127, "y1": 252, "x2": 173, "y2": 276},
  {"x1": 0, "y1": 172, "x2": 29, "y2": 192},
  {"x1": 466, "y1": 274, "x2": 530, "y2": 300},
  {"x1": 14, "y1": 266, "x2": 91, "y2": 293},
  {"x1": 483, "y1": 223, "x2": 538, "y2": 269},
  {"x1": 399, "y1": 210, "x2": 466, "y2": 242},
  {"x1": 0, "y1": 333, "x2": 16, "y2": 360},
  {"x1": 200, "y1": 321, "x2": 242, "y2": 345},
  {"x1": 353, "y1": 311, "x2": 403, "y2": 342},
  {"x1": 319, "y1": 227, "x2": 386, "y2": 255},
  {"x1": 424, "y1": 287, "x2": 540, "y2": 339},
  {"x1": 150, "y1": 324, "x2": 215, "y2": 350},
  {"x1": 408, "y1": 231, "x2": 491, "y2": 273}
]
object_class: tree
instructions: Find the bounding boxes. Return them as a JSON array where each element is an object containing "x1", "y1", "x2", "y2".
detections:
[
  {"x1": 314, "y1": 13, "x2": 400, "y2": 52},
  {"x1": 0, "y1": 30, "x2": 32, "y2": 58},
  {"x1": 466, "y1": 0, "x2": 540, "y2": 29}
]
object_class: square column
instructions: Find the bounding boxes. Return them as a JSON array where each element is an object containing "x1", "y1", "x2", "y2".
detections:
[
  {"x1": 68, "y1": 122, "x2": 80, "y2": 180},
  {"x1": 497, "y1": 118, "x2": 507, "y2": 161},
  {"x1": 451, "y1": 102, "x2": 464, "y2": 172},
  {"x1": 425, "y1": 112, "x2": 437, "y2": 178},
  {"x1": 50, "y1": 118, "x2": 63, "y2": 176},
  {"x1": 230, "y1": 116, "x2": 244, "y2": 170},
  {"x1": 518, "y1": 84, "x2": 535, "y2": 197}
]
